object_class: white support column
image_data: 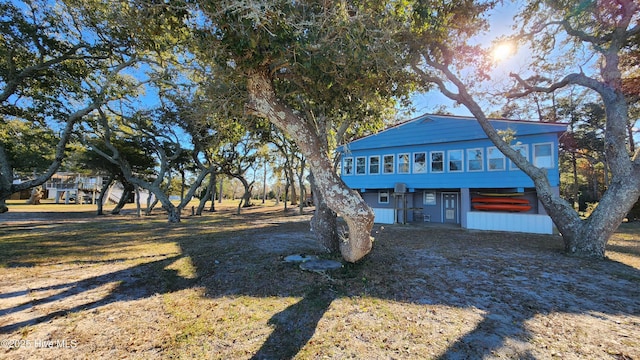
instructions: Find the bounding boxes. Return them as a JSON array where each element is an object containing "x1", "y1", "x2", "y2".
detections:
[{"x1": 460, "y1": 188, "x2": 471, "y2": 228}]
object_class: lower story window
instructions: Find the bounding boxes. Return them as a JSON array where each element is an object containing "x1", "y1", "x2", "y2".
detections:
[{"x1": 379, "y1": 190, "x2": 389, "y2": 204}]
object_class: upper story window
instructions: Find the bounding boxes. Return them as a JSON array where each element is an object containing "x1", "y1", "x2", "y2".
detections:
[
  {"x1": 383, "y1": 155, "x2": 394, "y2": 174},
  {"x1": 343, "y1": 157, "x2": 353, "y2": 175},
  {"x1": 510, "y1": 144, "x2": 528, "y2": 170},
  {"x1": 448, "y1": 150, "x2": 463, "y2": 172},
  {"x1": 356, "y1": 156, "x2": 366, "y2": 175},
  {"x1": 369, "y1": 156, "x2": 380, "y2": 174},
  {"x1": 467, "y1": 148, "x2": 484, "y2": 172},
  {"x1": 413, "y1": 152, "x2": 427, "y2": 173},
  {"x1": 533, "y1": 143, "x2": 553, "y2": 169},
  {"x1": 487, "y1": 147, "x2": 505, "y2": 171},
  {"x1": 398, "y1": 153, "x2": 410, "y2": 173},
  {"x1": 430, "y1": 151, "x2": 444, "y2": 173}
]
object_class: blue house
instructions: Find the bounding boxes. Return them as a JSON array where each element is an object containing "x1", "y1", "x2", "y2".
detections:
[{"x1": 337, "y1": 114, "x2": 567, "y2": 234}]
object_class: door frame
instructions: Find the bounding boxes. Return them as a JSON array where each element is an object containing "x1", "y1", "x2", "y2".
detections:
[{"x1": 441, "y1": 192, "x2": 460, "y2": 224}]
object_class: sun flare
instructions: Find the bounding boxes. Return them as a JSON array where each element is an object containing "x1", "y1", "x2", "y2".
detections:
[{"x1": 492, "y1": 42, "x2": 514, "y2": 62}]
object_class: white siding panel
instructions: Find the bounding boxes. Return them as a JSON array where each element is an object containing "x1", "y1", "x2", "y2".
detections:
[
  {"x1": 466, "y1": 212, "x2": 553, "y2": 234},
  {"x1": 373, "y1": 208, "x2": 395, "y2": 224}
]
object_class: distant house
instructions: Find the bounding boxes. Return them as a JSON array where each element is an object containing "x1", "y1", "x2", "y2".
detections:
[
  {"x1": 337, "y1": 114, "x2": 567, "y2": 234},
  {"x1": 44, "y1": 173, "x2": 152, "y2": 205}
]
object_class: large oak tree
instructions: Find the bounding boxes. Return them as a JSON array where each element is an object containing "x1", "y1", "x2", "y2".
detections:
[
  {"x1": 0, "y1": 0, "x2": 157, "y2": 212},
  {"x1": 183, "y1": 1, "x2": 412, "y2": 262},
  {"x1": 405, "y1": 0, "x2": 640, "y2": 257}
]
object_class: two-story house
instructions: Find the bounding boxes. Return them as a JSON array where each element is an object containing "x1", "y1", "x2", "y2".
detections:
[{"x1": 337, "y1": 114, "x2": 567, "y2": 234}]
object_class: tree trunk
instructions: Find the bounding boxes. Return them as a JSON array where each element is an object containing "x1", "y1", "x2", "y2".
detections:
[
  {"x1": 246, "y1": 69, "x2": 374, "y2": 262},
  {"x1": 135, "y1": 186, "x2": 141, "y2": 217},
  {"x1": 298, "y1": 158, "x2": 306, "y2": 215},
  {"x1": 234, "y1": 175, "x2": 253, "y2": 208},
  {"x1": 197, "y1": 173, "x2": 214, "y2": 215},
  {"x1": 455, "y1": 78, "x2": 640, "y2": 259},
  {"x1": 146, "y1": 195, "x2": 156, "y2": 215},
  {"x1": 179, "y1": 168, "x2": 186, "y2": 203},
  {"x1": 262, "y1": 163, "x2": 267, "y2": 204},
  {"x1": 165, "y1": 205, "x2": 181, "y2": 223},
  {"x1": 96, "y1": 174, "x2": 114, "y2": 216},
  {"x1": 308, "y1": 172, "x2": 339, "y2": 253},
  {"x1": 0, "y1": 100, "x2": 100, "y2": 213},
  {"x1": 563, "y1": 178, "x2": 640, "y2": 257},
  {"x1": 571, "y1": 152, "x2": 579, "y2": 210},
  {"x1": 111, "y1": 182, "x2": 133, "y2": 215},
  {"x1": 284, "y1": 182, "x2": 289, "y2": 211},
  {"x1": 287, "y1": 166, "x2": 298, "y2": 206},
  {"x1": 209, "y1": 172, "x2": 216, "y2": 212}
]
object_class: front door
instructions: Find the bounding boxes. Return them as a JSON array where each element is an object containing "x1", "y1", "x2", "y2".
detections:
[{"x1": 442, "y1": 192, "x2": 459, "y2": 224}]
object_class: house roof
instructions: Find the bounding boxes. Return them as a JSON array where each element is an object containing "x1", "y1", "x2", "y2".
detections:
[{"x1": 339, "y1": 113, "x2": 568, "y2": 152}]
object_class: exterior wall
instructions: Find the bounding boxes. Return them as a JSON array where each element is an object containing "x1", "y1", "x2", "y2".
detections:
[
  {"x1": 342, "y1": 133, "x2": 561, "y2": 191},
  {"x1": 340, "y1": 114, "x2": 566, "y2": 233},
  {"x1": 467, "y1": 212, "x2": 554, "y2": 234}
]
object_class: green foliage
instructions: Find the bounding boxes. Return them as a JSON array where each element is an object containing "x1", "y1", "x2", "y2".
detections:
[
  {"x1": 191, "y1": 0, "x2": 417, "y2": 146},
  {"x1": 0, "y1": 119, "x2": 57, "y2": 175},
  {"x1": 78, "y1": 137, "x2": 157, "y2": 180}
]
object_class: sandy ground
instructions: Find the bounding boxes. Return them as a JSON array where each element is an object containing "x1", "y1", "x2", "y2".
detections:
[{"x1": 0, "y1": 205, "x2": 638, "y2": 359}]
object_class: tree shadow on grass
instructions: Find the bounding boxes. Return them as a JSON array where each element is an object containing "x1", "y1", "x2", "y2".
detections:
[
  {"x1": 1, "y1": 210, "x2": 639, "y2": 359},
  {"x1": 250, "y1": 286, "x2": 335, "y2": 360},
  {"x1": 0, "y1": 255, "x2": 190, "y2": 333}
]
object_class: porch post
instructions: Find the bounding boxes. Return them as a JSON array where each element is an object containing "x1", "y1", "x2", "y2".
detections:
[{"x1": 460, "y1": 188, "x2": 470, "y2": 228}]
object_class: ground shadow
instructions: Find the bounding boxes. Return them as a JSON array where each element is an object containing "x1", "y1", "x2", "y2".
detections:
[
  {"x1": 1, "y1": 210, "x2": 639, "y2": 359},
  {"x1": 250, "y1": 286, "x2": 335, "y2": 360},
  {"x1": 0, "y1": 255, "x2": 190, "y2": 333}
]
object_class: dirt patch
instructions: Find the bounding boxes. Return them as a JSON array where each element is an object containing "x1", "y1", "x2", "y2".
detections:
[{"x1": 0, "y1": 203, "x2": 638, "y2": 359}]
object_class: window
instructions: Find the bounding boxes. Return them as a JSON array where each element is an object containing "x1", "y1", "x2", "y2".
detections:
[
  {"x1": 448, "y1": 150, "x2": 463, "y2": 172},
  {"x1": 487, "y1": 147, "x2": 505, "y2": 171},
  {"x1": 430, "y1": 151, "x2": 444, "y2": 173},
  {"x1": 467, "y1": 148, "x2": 484, "y2": 172},
  {"x1": 398, "y1": 153, "x2": 410, "y2": 173},
  {"x1": 383, "y1": 155, "x2": 394, "y2": 174},
  {"x1": 356, "y1": 156, "x2": 366, "y2": 175},
  {"x1": 423, "y1": 191, "x2": 436, "y2": 205},
  {"x1": 369, "y1": 156, "x2": 380, "y2": 174},
  {"x1": 378, "y1": 190, "x2": 389, "y2": 204},
  {"x1": 534, "y1": 143, "x2": 553, "y2": 168},
  {"x1": 413, "y1": 152, "x2": 426, "y2": 173},
  {"x1": 510, "y1": 144, "x2": 528, "y2": 170},
  {"x1": 343, "y1": 157, "x2": 353, "y2": 175}
]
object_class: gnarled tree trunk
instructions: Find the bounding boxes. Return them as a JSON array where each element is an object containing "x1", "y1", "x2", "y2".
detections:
[
  {"x1": 455, "y1": 74, "x2": 640, "y2": 259},
  {"x1": 246, "y1": 68, "x2": 374, "y2": 262},
  {"x1": 308, "y1": 172, "x2": 339, "y2": 253}
]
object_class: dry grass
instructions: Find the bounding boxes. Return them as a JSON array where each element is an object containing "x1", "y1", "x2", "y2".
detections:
[{"x1": 0, "y1": 200, "x2": 638, "y2": 359}]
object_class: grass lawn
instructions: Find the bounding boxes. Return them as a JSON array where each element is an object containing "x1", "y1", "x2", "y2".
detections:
[{"x1": 0, "y1": 200, "x2": 638, "y2": 359}]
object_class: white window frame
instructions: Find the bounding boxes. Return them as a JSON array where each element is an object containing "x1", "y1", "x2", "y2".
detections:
[
  {"x1": 430, "y1": 151, "x2": 444, "y2": 173},
  {"x1": 487, "y1": 147, "x2": 505, "y2": 171},
  {"x1": 448, "y1": 149, "x2": 464, "y2": 172},
  {"x1": 398, "y1": 153, "x2": 410, "y2": 174},
  {"x1": 383, "y1": 154, "x2": 395, "y2": 174},
  {"x1": 343, "y1": 157, "x2": 354, "y2": 175},
  {"x1": 369, "y1": 155, "x2": 380, "y2": 174},
  {"x1": 378, "y1": 190, "x2": 390, "y2": 204},
  {"x1": 413, "y1": 152, "x2": 427, "y2": 173},
  {"x1": 423, "y1": 191, "x2": 436, "y2": 205},
  {"x1": 355, "y1": 156, "x2": 367, "y2": 175},
  {"x1": 467, "y1": 148, "x2": 484, "y2": 172},
  {"x1": 533, "y1": 143, "x2": 554, "y2": 169},
  {"x1": 510, "y1": 144, "x2": 529, "y2": 170}
]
